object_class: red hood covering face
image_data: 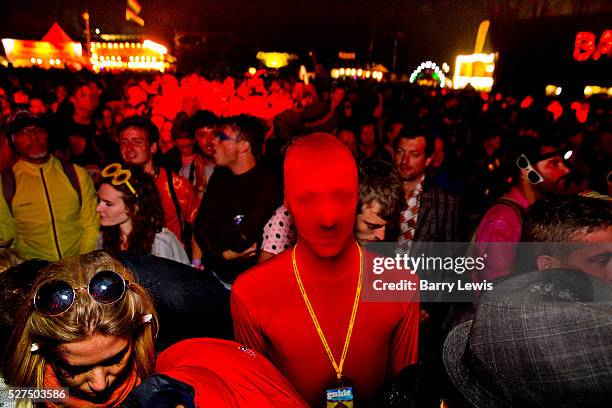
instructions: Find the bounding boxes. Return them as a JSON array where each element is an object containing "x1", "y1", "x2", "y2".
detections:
[{"x1": 283, "y1": 133, "x2": 358, "y2": 259}]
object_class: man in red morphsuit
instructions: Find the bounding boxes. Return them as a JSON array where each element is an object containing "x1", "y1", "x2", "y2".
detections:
[{"x1": 232, "y1": 133, "x2": 419, "y2": 406}]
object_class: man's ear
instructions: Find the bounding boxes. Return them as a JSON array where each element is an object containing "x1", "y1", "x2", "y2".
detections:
[
  {"x1": 425, "y1": 156, "x2": 433, "y2": 167},
  {"x1": 536, "y1": 255, "x2": 561, "y2": 270},
  {"x1": 238, "y1": 139, "x2": 251, "y2": 154},
  {"x1": 150, "y1": 142, "x2": 158, "y2": 155}
]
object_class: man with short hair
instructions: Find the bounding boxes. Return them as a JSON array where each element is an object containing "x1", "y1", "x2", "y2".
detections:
[
  {"x1": 193, "y1": 114, "x2": 281, "y2": 285},
  {"x1": 190, "y1": 110, "x2": 219, "y2": 193},
  {"x1": 59, "y1": 79, "x2": 100, "y2": 142},
  {"x1": 232, "y1": 133, "x2": 419, "y2": 406},
  {"x1": 519, "y1": 194, "x2": 611, "y2": 281},
  {"x1": 118, "y1": 115, "x2": 198, "y2": 245},
  {"x1": 355, "y1": 158, "x2": 404, "y2": 243},
  {"x1": 0, "y1": 111, "x2": 98, "y2": 260},
  {"x1": 393, "y1": 128, "x2": 462, "y2": 248}
]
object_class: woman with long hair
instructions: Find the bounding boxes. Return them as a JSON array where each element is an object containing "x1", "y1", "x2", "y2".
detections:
[
  {"x1": 2, "y1": 251, "x2": 158, "y2": 407},
  {"x1": 95, "y1": 163, "x2": 189, "y2": 264}
]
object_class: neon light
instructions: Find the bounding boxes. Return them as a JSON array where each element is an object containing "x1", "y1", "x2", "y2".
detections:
[
  {"x1": 143, "y1": 40, "x2": 167, "y2": 55},
  {"x1": 453, "y1": 53, "x2": 494, "y2": 91},
  {"x1": 1, "y1": 39, "x2": 15, "y2": 54},
  {"x1": 574, "y1": 32, "x2": 596, "y2": 61},
  {"x1": 574, "y1": 30, "x2": 611, "y2": 61},
  {"x1": 593, "y1": 30, "x2": 611, "y2": 60}
]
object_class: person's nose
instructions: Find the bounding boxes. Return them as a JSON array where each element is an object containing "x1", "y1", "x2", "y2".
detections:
[
  {"x1": 374, "y1": 226, "x2": 386, "y2": 241},
  {"x1": 319, "y1": 202, "x2": 339, "y2": 229},
  {"x1": 560, "y1": 163, "x2": 570, "y2": 175},
  {"x1": 88, "y1": 367, "x2": 108, "y2": 393},
  {"x1": 95, "y1": 201, "x2": 104, "y2": 214}
]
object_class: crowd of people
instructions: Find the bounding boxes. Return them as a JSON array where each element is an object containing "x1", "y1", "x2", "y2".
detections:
[{"x1": 0, "y1": 65, "x2": 610, "y2": 407}]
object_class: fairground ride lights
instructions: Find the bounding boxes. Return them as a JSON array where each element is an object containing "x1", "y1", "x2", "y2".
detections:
[
  {"x1": 409, "y1": 60, "x2": 446, "y2": 88},
  {"x1": 143, "y1": 39, "x2": 167, "y2": 55}
]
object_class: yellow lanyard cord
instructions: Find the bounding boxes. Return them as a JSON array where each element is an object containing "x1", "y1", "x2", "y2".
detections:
[{"x1": 292, "y1": 242, "x2": 363, "y2": 380}]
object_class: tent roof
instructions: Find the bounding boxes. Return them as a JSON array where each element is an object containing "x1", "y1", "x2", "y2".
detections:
[{"x1": 41, "y1": 23, "x2": 73, "y2": 44}]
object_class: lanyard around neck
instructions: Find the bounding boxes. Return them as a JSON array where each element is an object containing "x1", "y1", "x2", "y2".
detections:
[{"x1": 292, "y1": 242, "x2": 363, "y2": 380}]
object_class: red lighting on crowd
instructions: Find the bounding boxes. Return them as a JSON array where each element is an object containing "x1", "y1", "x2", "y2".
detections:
[
  {"x1": 570, "y1": 101, "x2": 590, "y2": 123},
  {"x1": 520, "y1": 96, "x2": 533, "y2": 109},
  {"x1": 547, "y1": 100, "x2": 563, "y2": 121}
]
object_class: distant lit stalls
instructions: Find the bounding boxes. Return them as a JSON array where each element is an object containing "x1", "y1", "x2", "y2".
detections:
[
  {"x1": 255, "y1": 52, "x2": 298, "y2": 69},
  {"x1": 409, "y1": 60, "x2": 448, "y2": 88},
  {"x1": 583, "y1": 85, "x2": 612, "y2": 97},
  {"x1": 1, "y1": 23, "x2": 84, "y2": 69},
  {"x1": 452, "y1": 53, "x2": 495, "y2": 91},
  {"x1": 89, "y1": 40, "x2": 175, "y2": 73},
  {"x1": 330, "y1": 66, "x2": 386, "y2": 81}
]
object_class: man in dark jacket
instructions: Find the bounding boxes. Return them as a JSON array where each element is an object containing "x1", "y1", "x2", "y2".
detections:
[{"x1": 193, "y1": 115, "x2": 281, "y2": 287}]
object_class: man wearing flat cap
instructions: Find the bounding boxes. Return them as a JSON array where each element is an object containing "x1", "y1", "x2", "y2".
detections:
[{"x1": 0, "y1": 111, "x2": 98, "y2": 260}]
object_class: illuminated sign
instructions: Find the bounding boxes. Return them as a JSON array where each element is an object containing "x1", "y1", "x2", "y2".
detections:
[
  {"x1": 338, "y1": 52, "x2": 356, "y2": 60},
  {"x1": 573, "y1": 30, "x2": 611, "y2": 61},
  {"x1": 453, "y1": 53, "x2": 495, "y2": 91}
]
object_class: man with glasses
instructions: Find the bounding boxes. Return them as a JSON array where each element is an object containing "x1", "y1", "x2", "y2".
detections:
[
  {"x1": 193, "y1": 114, "x2": 281, "y2": 287},
  {"x1": 0, "y1": 111, "x2": 99, "y2": 260},
  {"x1": 473, "y1": 136, "x2": 571, "y2": 282}
]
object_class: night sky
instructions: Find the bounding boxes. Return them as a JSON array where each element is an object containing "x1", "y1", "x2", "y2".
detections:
[{"x1": 2, "y1": 0, "x2": 491, "y2": 71}]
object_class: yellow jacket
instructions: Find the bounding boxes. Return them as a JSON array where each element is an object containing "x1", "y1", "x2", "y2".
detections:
[{"x1": 0, "y1": 156, "x2": 99, "y2": 260}]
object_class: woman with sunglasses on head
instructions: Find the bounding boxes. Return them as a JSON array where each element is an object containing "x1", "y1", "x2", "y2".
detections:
[
  {"x1": 2, "y1": 251, "x2": 158, "y2": 407},
  {"x1": 96, "y1": 163, "x2": 189, "y2": 265},
  {"x1": 2, "y1": 251, "x2": 309, "y2": 407}
]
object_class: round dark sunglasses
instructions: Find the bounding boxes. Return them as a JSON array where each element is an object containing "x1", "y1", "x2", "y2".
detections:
[{"x1": 33, "y1": 270, "x2": 130, "y2": 317}]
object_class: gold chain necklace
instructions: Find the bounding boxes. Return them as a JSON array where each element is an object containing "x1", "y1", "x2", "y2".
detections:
[{"x1": 291, "y1": 242, "x2": 363, "y2": 380}]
